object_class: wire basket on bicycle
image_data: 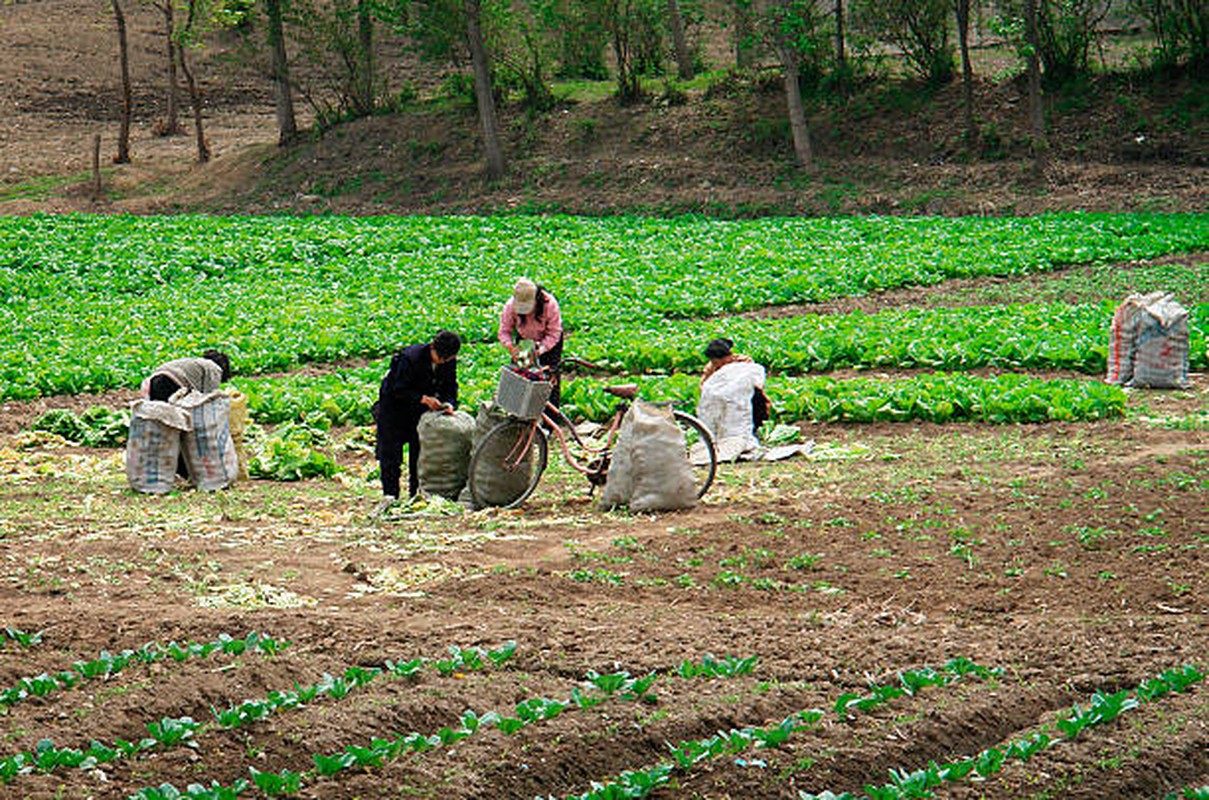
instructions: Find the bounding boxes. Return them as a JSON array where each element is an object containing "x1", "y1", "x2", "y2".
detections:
[{"x1": 495, "y1": 366, "x2": 551, "y2": 420}]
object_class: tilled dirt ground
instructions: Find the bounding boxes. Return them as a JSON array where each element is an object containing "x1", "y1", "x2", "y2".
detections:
[{"x1": 0, "y1": 380, "x2": 1205, "y2": 799}]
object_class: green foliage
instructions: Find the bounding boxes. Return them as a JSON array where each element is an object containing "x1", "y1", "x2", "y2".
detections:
[
  {"x1": 994, "y1": 0, "x2": 1112, "y2": 86},
  {"x1": 2, "y1": 213, "x2": 1206, "y2": 403},
  {"x1": 246, "y1": 422, "x2": 339, "y2": 481},
  {"x1": 850, "y1": 0, "x2": 954, "y2": 85},
  {"x1": 32, "y1": 406, "x2": 130, "y2": 447},
  {"x1": 1127, "y1": 0, "x2": 1209, "y2": 73}
]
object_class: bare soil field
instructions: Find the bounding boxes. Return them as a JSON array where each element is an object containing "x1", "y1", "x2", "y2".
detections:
[
  {"x1": 0, "y1": 289, "x2": 1205, "y2": 799},
  {"x1": 1, "y1": 2, "x2": 1206, "y2": 797}
]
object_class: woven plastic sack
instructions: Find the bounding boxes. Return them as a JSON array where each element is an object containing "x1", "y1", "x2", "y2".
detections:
[
  {"x1": 126, "y1": 400, "x2": 192, "y2": 494},
  {"x1": 1106, "y1": 292, "x2": 1190, "y2": 389},
  {"x1": 418, "y1": 409, "x2": 476, "y2": 500},
  {"x1": 697, "y1": 361, "x2": 765, "y2": 459},
  {"x1": 459, "y1": 401, "x2": 536, "y2": 509},
  {"x1": 173, "y1": 391, "x2": 239, "y2": 491},
  {"x1": 225, "y1": 389, "x2": 250, "y2": 481},
  {"x1": 600, "y1": 401, "x2": 697, "y2": 512}
]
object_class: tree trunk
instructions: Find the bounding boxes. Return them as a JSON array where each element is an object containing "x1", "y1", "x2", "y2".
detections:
[
  {"x1": 667, "y1": 0, "x2": 694, "y2": 80},
  {"x1": 464, "y1": 0, "x2": 506, "y2": 179},
  {"x1": 177, "y1": 40, "x2": 210, "y2": 162},
  {"x1": 1024, "y1": 0, "x2": 1048, "y2": 179},
  {"x1": 734, "y1": 0, "x2": 754, "y2": 69},
  {"x1": 264, "y1": 0, "x2": 298, "y2": 145},
  {"x1": 110, "y1": 0, "x2": 132, "y2": 163},
  {"x1": 92, "y1": 133, "x2": 104, "y2": 201},
  {"x1": 955, "y1": 0, "x2": 975, "y2": 143},
  {"x1": 157, "y1": 0, "x2": 183, "y2": 135},
  {"x1": 356, "y1": 0, "x2": 375, "y2": 114},
  {"x1": 778, "y1": 42, "x2": 815, "y2": 171},
  {"x1": 834, "y1": 0, "x2": 846, "y2": 96}
]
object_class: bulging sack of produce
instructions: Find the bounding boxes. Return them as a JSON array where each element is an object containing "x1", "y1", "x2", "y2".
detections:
[
  {"x1": 126, "y1": 399, "x2": 192, "y2": 494},
  {"x1": 600, "y1": 401, "x2": 697, "y2": 513},
  {"x1": 173, "y1": 390, "x2": 239, "y2": 491},
  {"x1": 1106, "y1": 292, "x2": 1190, "y2": 389},
  {"x1": 225, "y1": 388, "x2": 250, "y2": 481},
  {"x1": 418, "y1": 409, "x2": 476, "y2": 500},
  {"x1": 696, "y1": 361, "x2": 765, "y2": 459},
  {"x1": 460, "y1": 402, "x2": 535, "y2": 509}
]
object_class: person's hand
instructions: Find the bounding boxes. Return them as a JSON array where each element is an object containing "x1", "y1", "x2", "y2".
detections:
[
  {"x1": 421, "y1": 395, "x2": 443, "y2": 411},
  {"x1": 506, "y1": 345, "x2": 519, "y2": 361}
]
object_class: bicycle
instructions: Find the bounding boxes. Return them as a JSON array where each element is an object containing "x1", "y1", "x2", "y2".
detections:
[{"x1": 467, "y1": 365, "x2": 718, "y2": 509}]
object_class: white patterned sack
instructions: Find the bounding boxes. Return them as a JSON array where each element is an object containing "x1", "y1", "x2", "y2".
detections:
[
  {"x1": 600, "y1": 401, "x2": 697, "y2": 512},
  {"x1": 126, "y1": 400, "x2": 192, "y2": 494},
  {"x1": 173, "y1": 391, "x2": 239, "y2": 491},
  {"x1": 418, "y1": 409, "x2": 476, "y2": 500},
  {"x1": 1106, "y1": 292, "x2": 1190, "y2": 389}
]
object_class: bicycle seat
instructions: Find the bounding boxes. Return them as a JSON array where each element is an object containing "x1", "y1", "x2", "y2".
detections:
[{"x1": 604, "y1": 384, "x2": 639, "y2": 399}]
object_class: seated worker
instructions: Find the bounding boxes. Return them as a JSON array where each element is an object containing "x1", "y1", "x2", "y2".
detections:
[
  {"x1": 375, "y1": 330, "x2": 461, "y2": 507},
  {"x1": 697, "y1": 337, "x2": 769, "y2": 458},
  {"x1": 498, "y1": 278, "x2": 564, "y2": 405}
]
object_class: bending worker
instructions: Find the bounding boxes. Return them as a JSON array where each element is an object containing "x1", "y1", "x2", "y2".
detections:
[
  {"x1": 375, "y1": 330, "x2": 461, "y2": 504},
  {"x1": 498, "y1": 278, "x2": 564, "y2": 405}
]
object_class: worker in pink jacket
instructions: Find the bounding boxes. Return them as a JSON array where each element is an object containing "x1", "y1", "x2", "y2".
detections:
[{"x1": 498, "y1": 278, "x2": 564, "y2": 405}]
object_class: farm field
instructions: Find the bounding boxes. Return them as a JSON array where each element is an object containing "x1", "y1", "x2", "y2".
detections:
[{"x1": 0, "y1": 213, "x2": 1206, "y2": 799}]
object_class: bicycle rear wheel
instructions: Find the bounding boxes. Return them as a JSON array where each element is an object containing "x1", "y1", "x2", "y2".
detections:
[
  {"x1": 468, "y1": 419, "x2": 548, "y2": 509},
  {"x1": 672, "y1": 410, "x2": 717, "y2": 498}
]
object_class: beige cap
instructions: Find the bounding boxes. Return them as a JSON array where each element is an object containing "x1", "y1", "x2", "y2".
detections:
[{"x1": 512, "y1": 278, "x2": 537, "y2": 315}]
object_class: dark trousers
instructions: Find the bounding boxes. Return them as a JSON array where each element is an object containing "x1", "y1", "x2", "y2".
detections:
[
  {"x1": 539, "y1": 338, "x2": 564, "y2": 407},
  {"x1": 377, "y1": 418, "x2": 420, "y2": 498}
]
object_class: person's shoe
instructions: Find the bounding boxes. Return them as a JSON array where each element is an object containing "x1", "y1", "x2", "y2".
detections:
[{"x1": 371, "y1": 494, "x2": 398, "y2": 518}]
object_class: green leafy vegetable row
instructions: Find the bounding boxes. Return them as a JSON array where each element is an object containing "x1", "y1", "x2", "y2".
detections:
[
  {"x1": 803, "y1": 664, "x2": 1205, "y2": 800},
  {"x1": 2, "y1": 212, "x2": 1205, "y2": 400},
  {"x1": 0, "y1": 642, "x2": 519, "y2": 783},
  {"x1": 574, "y1": 302, "x2": 1208, "y2": 375},
  {"x1": 0, "y1": 632, "x2": 286, "y2": 712},
  {"x1": 128, "y1": 654, "x2": 757, "y2": 800}
]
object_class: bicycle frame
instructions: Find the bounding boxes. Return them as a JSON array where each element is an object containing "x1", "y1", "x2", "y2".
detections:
[{"x1": 499, "y1": 400, "x2": 627, "y2": 490}]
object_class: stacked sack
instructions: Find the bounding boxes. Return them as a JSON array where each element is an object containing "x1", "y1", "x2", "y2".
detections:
[
  {"x1": 126, "y1": 390, "x2": 239, "y2": 493},
  {"x1": 1106, "y1": 292, "x2": 1190, "y2": 389}
]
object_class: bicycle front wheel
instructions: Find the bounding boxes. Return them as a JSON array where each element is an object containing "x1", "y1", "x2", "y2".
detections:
[
  {"x1": 672, "y1": 410, "x2": 717, "y2": 498},
  {"x1": 468, "y1": 419, "x2": 549, "y2": 509}
]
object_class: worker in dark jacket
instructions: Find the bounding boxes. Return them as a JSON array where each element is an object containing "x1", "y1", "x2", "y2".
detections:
[{"x1": 375, "y1": 330, "x2": 461, "y2": 506}]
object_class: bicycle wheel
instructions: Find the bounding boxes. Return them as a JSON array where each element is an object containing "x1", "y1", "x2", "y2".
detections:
[
  {"x1": 468, "y1": 419, "x2": 548, "y2": 509},
  {"x1": 672, "y1": 410, "x2": 717, "y2": 498}
]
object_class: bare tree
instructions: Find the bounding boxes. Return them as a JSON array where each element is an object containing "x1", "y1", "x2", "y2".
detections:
[
  {"x1": 264, "y1": 0, "x2": 299, "y2": 145},
  {"x1": 464, "y1": 0, "x2": 506, "y2": 178},
  {"x1": 151, "y1": 0, "x2": 185, "y2": 135},
  {"x1": 776, "y1": 36, "x2": 815, "y2": 171},
  {"x1": 110, "y1": 0, "x2": 133, "y2": 162},
  {"x1": 355, "y1": 0, "x2": 374, "y2": 113},
  {"x1": 1024, "y1": 0, "x2": 1048, "y2": 178},
  {"x1": 177, "y1": 0, "x2": 210, "y2": 161},
  {"x1": 667, "y1": 0, "x2": 694, "y2": 80},
  {"x1": 954, "y1": 0, "x2": 975, "y2": 142},
  {"x1": 835, "y1": 0, "x2": 847, "y2": 95},
  {"x1": 734, "y1": 0, "x2": 756, "y2": 68}
]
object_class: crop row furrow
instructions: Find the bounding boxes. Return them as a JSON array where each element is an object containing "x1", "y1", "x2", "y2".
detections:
[
  {"x1": 0, "y1": 632, "x2": 286, "y2": 713},
  {"x1": 0, "y1": 642, "x2": 518, "y2": 782},
  {"x1": 545, "y1": 663, "x2": 1201, "y2": 800},
  {"x1": 126, "y1": 654, "x2": 760, "y2": 799}
]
